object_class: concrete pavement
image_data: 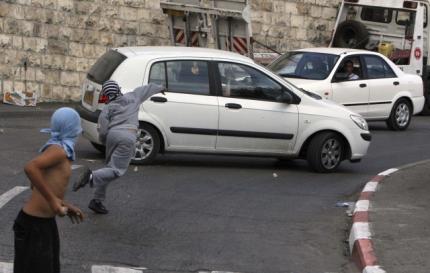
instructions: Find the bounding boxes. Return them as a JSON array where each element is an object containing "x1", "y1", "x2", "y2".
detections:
[{"x1": 350, "y1": 160, "x2": 430, "y2": 273}]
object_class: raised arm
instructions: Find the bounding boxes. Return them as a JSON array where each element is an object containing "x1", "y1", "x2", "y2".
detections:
[
  {"x1": 133, "y1": 83, "x2": 165, "y2": 104},
  {"x1": 24, "y1": 145, "x2": 69, "y2": 216}
]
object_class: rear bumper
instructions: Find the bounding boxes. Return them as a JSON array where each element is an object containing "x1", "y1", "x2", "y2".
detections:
[
  {"x1": 76, "y1": 104, "x2": 101, "y2": 144},
  {"x1": 412, "y1": 96, "x2": 425, "y2": 115}
]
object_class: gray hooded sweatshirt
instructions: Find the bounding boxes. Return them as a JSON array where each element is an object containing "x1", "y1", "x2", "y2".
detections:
[{"x1": 97, "y1": 83, "x2": 164, "y2": 143}]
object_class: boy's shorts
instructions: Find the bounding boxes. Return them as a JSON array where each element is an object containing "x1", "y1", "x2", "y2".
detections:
[{"x1": 13, "y1": 210, "x2": 60, "y2": 273}]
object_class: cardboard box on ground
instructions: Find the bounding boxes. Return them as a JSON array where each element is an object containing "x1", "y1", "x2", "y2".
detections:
[{"x1": 3, "y1": 90, "x2": 37, "y2": 107}]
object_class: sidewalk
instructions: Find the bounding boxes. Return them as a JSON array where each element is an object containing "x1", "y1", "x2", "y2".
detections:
[
  {"x1": 372, "y1": 161, "x2": 430, "y2": 273},
  {"x1": 0, "y1": 102, "x2": 78, "y2": 118}
]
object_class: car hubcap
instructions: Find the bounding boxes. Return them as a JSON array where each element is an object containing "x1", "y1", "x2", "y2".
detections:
[
  {"x1": 321, "y1": 138, "x2": 342, "y2": 170},
  {"x1": 395, "y1": 103, "x2": 410, "y2": 127},
  {"x1": 133, "y1": 129, "x2": 153, "y2": 161}
]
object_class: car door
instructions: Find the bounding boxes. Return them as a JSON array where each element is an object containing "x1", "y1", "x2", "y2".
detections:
[
  {"x1": 143, "y1": 59, "x2": 219, "y2": 151},
  {"x1": 362, "y1": 54, "x2": 400, "y2": 119},
  {"x1": 331, "y1": 56, "x2": 370, "y2": 117},
  {"x1": 215, "y1": 61, "x2": 299, "y2": 154}
]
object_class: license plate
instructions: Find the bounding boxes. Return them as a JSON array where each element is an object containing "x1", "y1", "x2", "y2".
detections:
[{"x1": 83, "y1": 91, "x2": 94, "y2": 105}]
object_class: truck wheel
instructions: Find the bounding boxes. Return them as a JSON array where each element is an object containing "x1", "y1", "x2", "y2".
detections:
[
  {"x1": 307, "y1": 132, "x2": 344, "y2": 173},
  {"x1": 386, "y1": 99, "x2": 412, "y2": 131},
  {"x1": 333, "y1": 20, "x2": 369, "y2": 49},
  {"x1": 91, "y1": 142, "x2": 105, "y2": 153},
  {"x1": 131, "y1": 123, "x2": 160, "y2": 165}
]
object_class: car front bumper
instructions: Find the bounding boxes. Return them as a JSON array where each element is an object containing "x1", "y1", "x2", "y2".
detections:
[{"x1": 412, "y1": 96, "x2": 425, "y2": 115}]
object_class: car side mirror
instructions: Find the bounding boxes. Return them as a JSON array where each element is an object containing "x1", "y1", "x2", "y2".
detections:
[
  {"x1": 333, "y1": 72, "x2": 348, "y2": 82},
  {"x1": 278, "y1": 91, "x2": 293, "y2": 104}
]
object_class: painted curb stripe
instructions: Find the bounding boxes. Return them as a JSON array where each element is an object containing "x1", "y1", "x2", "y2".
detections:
[
  {"x1": 378, "y1": 168, "x2": 398, "y2": 176},
  {"x1": 352, "y1": 239, "x2": 378, "y2": 270},
  {"x1": 0, "y1": 262, "x2": 13, "y2": 273},
  {"x1": 0, "y1": 186, "x2": 29, "y2": 209},
  {"x1": 363, "y1": 182, "x2": 378, "y2": 193},
  {"x1": 359, "y1": 191, "x2": 374, "y2": 200},
  {"x1": 349, "y1": 222, "x2": 371, "y2": 252},
  {"x1": 370, "y1": 175, "x2": 385, "y2": 182},
  {"x1": 352, "y1": 211, "x2": 369, "y2": 223},
  {"x1": 354, "y1": 200, "x2": 370, "y2": 213},
  {"x1": 91, "y1": 265, "x2": 145, "y2": 273},
  {"x1": 362, "y1": 265, "x2": 387, "y2": 273}
]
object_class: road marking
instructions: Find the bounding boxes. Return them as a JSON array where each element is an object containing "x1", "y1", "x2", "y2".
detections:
[
  {"x1": 0, "y1": 186, "x2": 29, "y2": 209},
  {"x1": 378, "y1": 168, "x2": 398, "y2": 176},
  {"x1": 0, "y1": 262, "x2": 13, "y2": 273},
  {"x1": 92, "y1": 265, "x2": 146, "y2": 273},
  {"x1": 72, "y1": 164, "x2": 83, "y2": 170}
]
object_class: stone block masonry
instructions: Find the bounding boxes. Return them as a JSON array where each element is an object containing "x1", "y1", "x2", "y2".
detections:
[{"x1": 0, "y1": 0, "x2": 341, "y2": 102}]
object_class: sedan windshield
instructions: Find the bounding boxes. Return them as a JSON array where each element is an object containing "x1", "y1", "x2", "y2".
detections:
[{"x1": 269, "y1": 52, "x2": 339, "y2": 80}]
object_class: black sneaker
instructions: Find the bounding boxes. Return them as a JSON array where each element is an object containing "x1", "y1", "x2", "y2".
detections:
[
  {"x1": 73, "y1": 167, "x2": 92, "y2": 192},
  {"x1": 88, "y1": 199, "x2": 109, "y2": 214}
]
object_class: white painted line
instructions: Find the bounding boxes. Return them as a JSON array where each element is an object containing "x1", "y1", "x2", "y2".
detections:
[
  {"x1": 378, "y1": 168, "x2": 398, "y2": 176},
  {"x1": 362, "y1": 265, "x2": 387, "y2": 273},
  {"x1": 0, "y1": 186, "x2": 29, "y2": 209},
  {"x1": 92, "y1": 265, "x2": 144, "y2": 273},
  {"x1": 363, "y1": 181, "x2": 379, "y2": 193},
  {"x1": 349, "y1": 222, "x2": 372, "y2": 252},
  {"x1": 71, "y1": 165, "x2": 83, "y2": 170},
  {"x1": 0, "y1": 262, "x2": 13, "y2": 273},
  {"x1": 353, "y1": 200, "x2": 370, "y2": 213}
]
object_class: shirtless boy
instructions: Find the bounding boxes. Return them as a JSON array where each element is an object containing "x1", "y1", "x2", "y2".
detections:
[{"x1": 13, "y1": 107, "x2": 84, "y2": 273}]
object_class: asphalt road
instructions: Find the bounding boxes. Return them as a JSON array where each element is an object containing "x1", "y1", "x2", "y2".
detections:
[{"x1": 1, "y1": 111, "x2": 430, "y2": 273}]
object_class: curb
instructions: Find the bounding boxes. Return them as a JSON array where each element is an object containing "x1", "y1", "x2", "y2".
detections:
[{"x1": 349, "y1": 168, "x2": 398, "y2": 273}]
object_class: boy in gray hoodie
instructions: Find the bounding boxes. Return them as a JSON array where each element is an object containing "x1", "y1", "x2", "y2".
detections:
[{"x1": 73, "y1": 80, "x2": 165, "y2": 214}]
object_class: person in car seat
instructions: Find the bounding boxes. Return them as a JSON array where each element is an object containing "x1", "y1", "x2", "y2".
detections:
[
  {"x1": 344, "y1": 60, "x2": 360, "y2": 80},
  {"x1": 73, "y1": 80, "x2": 165, "y2": 214}
]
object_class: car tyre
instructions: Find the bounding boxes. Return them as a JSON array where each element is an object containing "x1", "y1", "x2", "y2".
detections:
[
  {"x1": 307, "y1": 132, "x2": 344, "y2": 173},
  {"x1": 386, "y1": 99, "x2": 412, "y2": 131},
  {"x1": 91, "y1": 142, "x2": 105, "y2": 154},
  {"x1": 333, "y1": 20, "x2": 369, "y2": 49},
  {"x1": 131, "y1": 123, "x2": 160, "y2": 165}
]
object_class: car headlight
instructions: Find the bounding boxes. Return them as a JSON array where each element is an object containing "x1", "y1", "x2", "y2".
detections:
[{"x1": 350, "y1": 115, "x2": 368, "y2": 131}]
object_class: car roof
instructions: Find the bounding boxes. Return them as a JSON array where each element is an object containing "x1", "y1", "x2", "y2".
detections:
[
  {"x1": 115, "y1": 46, "x2": 254, "y2": 63},
  {"x1": 291, "y1": 47, "x2": 374, "y2": 56}
]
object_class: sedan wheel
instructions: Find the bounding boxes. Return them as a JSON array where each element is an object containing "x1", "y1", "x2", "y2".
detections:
[
  {"x1": 387, "y1": 99, "x2": 412, "y2": 131},
  {"x1": 131, "y1": 123, "x2": 160, "y2": 165},
  {"x1": 307, "y1": 132, "x2": 344, "y2": 173}
]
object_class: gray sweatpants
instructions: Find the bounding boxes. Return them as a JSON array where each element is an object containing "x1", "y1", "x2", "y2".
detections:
[{"x1": 92, "y1": 129, "x2": 137, "y2": 201}]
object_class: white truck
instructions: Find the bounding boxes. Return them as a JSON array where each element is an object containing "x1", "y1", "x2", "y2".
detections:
[{"x1": 330, "y1": 0, "x2": 430, "y2": 113}]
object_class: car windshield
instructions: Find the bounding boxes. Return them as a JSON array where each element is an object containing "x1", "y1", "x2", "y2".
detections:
[{"x1": 268, "y1": 52, "x2": 339, "y2": 80}]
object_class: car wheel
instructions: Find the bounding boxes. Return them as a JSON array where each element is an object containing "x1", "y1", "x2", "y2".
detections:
[
  {"x1": 91, "y1": 142, "x2": 105, "y2": 153},
  {"x1": 131, "y1": 123, "x2": 160, "y2": 165},
  {"x1": 386, "y1": 99, "x2": 412, "y2": 131},
  {"x1": 307, "y1": 132, "x2": 344, "y2": 173}
]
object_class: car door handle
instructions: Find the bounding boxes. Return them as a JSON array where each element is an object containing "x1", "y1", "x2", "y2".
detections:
[
  {"x1": 393, "y1": 81, "x2": 400, "y2": 86},
  {"x1": 151, "y1": 96, "x2": 167, "y2": 103},
  {"x1": 225, "y1": 103, "x2": 242, "y2": 109},
  {"x1": 359, "y1": 83, "x2": 367, "y2": 88}
]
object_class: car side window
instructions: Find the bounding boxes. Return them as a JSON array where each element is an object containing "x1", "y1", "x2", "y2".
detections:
[
  {"x1": 149, "y1": 60, "x2": 210, "y2": 95},
  {"x1": 149, "y1": 62, "x2": 166, "y2": 87},
  {"x1": 167, "y1": 61, "x2": 210, "y2": 95},
  {"x1": 335, "y1": 57, "x2": 363, "y2": 82},
  {"x1": 218, "y1": 62, "x2": 284, "y2": 102},
  {"x1": 363, "y1": 55, "x2": 397, "y2": 79}
]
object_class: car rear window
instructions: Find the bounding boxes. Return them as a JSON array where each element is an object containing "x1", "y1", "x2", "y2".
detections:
[{"x1": 87, "y1": 50, "x2": 127, "y2": 84}]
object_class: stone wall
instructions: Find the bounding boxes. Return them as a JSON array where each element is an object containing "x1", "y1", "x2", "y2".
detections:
[{"x1": 0, "y1": 0, "x2": 341, "y2": 102}]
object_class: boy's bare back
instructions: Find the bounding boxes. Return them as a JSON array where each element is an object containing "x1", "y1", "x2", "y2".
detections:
[{"x1": 23, "y1": 145, "x2": 83, "y2": 222}]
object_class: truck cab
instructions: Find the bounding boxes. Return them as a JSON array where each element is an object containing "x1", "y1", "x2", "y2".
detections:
[{"x1": 330, "y1": 0, "x2": 430, "y2": 112}]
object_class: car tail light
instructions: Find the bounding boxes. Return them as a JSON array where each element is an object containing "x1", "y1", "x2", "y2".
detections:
[
  {"x1": 404, "y1": 1, "x2": 418, "y2": 9},
  {"x1": 98, "y1": 95, "x2": 108, "y2": 104}
]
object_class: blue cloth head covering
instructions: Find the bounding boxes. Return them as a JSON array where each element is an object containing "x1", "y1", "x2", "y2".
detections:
[{"x1": 40, "y1": 107, "x2": 82, "y2": 161}]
